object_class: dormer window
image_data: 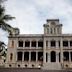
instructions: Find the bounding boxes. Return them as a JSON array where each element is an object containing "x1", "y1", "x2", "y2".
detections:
[
  {"x1": 51, "y1": 28, "x2": 53, "y2": 34},
  {"x1": 51, "y1": 21, "x2": 56, "y2": 26}
]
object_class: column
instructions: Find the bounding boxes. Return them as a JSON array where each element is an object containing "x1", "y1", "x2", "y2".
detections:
[
  {"x1": 48, "y1": 52, "x2": 50, "y2": 62},
  {"x1": 22, "y1": 52, "x2": 24, "y2": 61},
  {"x1": 30, "y1": 41, "x2": 31, "y2": 49},
  {"x1": 43, "y1": 38, "x2": 46, "y2": 64},
  {"x1": 36, "y1": 41, "x2": 38, "y2": 49},
  {"x1": 48, "y1": 40, "x2": 50, "y2": 49},
  {"x1": 23, "y1": 41, "x2": 25, "y2": 48},
  {"x1": 69, "y1": 51, "x2": 71, "y2": 62},
  {"x1": 56, "y1": 52, "x2": 59, "y2": 63},
  {"x1": 56, "y1": 40, "x2": 59, "y2": 49},
  {"x1": 16, "y1": 52, "x2": 18, "y2": 61},
  {"x1": 60, "y1": 38, "x2": 63, "y2": 64},
  {"x1": 29, "y1": 52, "x2": 31, "y2": 62},
  {"x1": 36, "y1": 52, "x2": 38, "y2": 62},
  {"x1": 68, "y1": 41, "x2": 70, "y2": 49}
]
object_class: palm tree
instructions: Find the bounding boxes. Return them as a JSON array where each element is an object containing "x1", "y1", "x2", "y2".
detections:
[
  {"x1": 0, "y1": 4, "x2": 16, "y2": 35},
  {"x1": 0, "y1": 0, "x2": 19, "y2": 60}
]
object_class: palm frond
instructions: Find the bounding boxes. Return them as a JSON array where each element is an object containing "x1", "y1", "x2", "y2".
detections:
[{"x1": 3, "y1": 15, "x2": 15, "y2": 21}]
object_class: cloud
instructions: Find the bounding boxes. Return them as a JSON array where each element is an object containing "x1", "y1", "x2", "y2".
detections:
[{"x1": 1, "y1": 0, "x2": 72, "y2": 44}]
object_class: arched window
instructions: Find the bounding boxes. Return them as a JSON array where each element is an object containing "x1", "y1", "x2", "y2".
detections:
[
  {"x1": 25, "y1": 41, "x2": 30, "y2": 47},
  {"x1": 11, "y1": 40, "x2": 14, "y2": 48},
  {"x1": 51, "y1": 51, "x2": 56, "y2": 62},
  {"x1": 18, "y1": 40, "x2": 23, "y2": 47},
  {"x1": 10, "y1": 53, "x2": 13, "y2": 61},
  {"x1": 47, "y1": 28, "x2": 49, "y2": 34},
  {"x1": 31, "y1": 41, "x2": 36, "y2": 47},
  {"x1": 51, "y1": 28, "x2": 53, "y2": 34}
]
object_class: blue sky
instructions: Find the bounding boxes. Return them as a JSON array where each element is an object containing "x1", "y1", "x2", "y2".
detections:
[{"x1": 0, "y1": 0, "x2": 72, "y2": 44}]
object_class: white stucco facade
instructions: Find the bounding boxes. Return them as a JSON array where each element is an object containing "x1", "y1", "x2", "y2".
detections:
[{"x1": 5, "y1": 19, "x2": 72, "y2": 70}]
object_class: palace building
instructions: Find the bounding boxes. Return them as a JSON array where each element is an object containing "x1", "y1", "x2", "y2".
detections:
[{"x1": 5, "y1": 19, "x2": 72, "y2": 70}]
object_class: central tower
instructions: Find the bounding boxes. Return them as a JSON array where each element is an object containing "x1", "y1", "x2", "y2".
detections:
[{"x1": 43, "y1": 19, "x2": 62, "y2": 35}]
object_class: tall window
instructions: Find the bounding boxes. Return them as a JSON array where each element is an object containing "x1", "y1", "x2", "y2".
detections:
[
  {"x1": 31, "y1": 41, "x2": 36, "y2": 47},
  {"x1": 38, "y1": 41, "x2": 43, "y2": 47},
  {"x1": 70, "y1": 41, "x2": 72, "y2": 46},
  {"x1": 17, "y1": 52, "x2": 22, "y2": 61},
  {"x1": 51, "y1": 40, "x2": 56, "y2": 47},
  {"x1": 51, "y1": 51, "x2": 56, "y2": 62},
  {"x1": 54, "y1": 28, "x2": 56, "y2": 34},
  {"x1": 10, "y1": 53, "x2": 13, "y2": 61},
  {"x1": 51, "y1": 28, "x2": 53, "y2": 34},
  {"x1": 18, "y1": 41, "x2": 23, "y2": 47},
  {"x1": 63, "y1": 41, "x2": 68, "y2": 47},
  {"x1": 63, "y1": 52, "x2": 69, "y2": 61},
  {"x1": 47, "y1": 28, "x2": 49, "y2": 34},
  {"x1": 11, "y1": 40, "x2": 14, "y2": 48},
  {"x1": 25, "y1": 41, "x2": 30, "y2": 47}
]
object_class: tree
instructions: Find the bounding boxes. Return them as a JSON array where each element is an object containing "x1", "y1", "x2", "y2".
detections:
[
  {"x1": 0, "y1": 0, "x2": 19, "y2": 60},
  {"x1": 0, "y1": 2, "x2": 16, "y2": 35}
]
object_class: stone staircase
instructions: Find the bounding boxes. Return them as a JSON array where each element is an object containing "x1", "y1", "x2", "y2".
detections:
[{"x1": 0, "y1": 68, "x2": 72, "y2": 72}]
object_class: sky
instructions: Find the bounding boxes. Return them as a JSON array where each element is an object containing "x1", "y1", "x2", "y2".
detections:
[{"x1": 0, "y1": 0, "x2": 72, "y2": 44}]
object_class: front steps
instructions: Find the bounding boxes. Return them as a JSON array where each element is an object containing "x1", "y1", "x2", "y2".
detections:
[
  {"x1": 42, "y1": 63, "x2": 62, "y2": 70},
  {"x1": 0, "y1": 68, "x2": 72, "y2": 72}
]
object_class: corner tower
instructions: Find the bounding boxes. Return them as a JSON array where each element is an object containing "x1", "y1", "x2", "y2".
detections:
[{"x1": 43, "y1": 19, "x2": 62, "y2": 35}]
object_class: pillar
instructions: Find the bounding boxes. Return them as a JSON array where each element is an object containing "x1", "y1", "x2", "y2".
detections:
[
  {"x1": 23, "y1": 41, "x2": 25, "y2": 48},
  {"x1": 22, "y1": 52, "x2": 24, "y2": 61},
  {"x1": 56, "y1": 40, "x2": 59, "y2": 49},
  {"x1": 56, "y1": 52, "x2": 59, "y2": 63},
  {"x1": 43, "y1": 38, "x2": 46, "y2": 64},
  {"x1": 69, "y1": 51, "x2": 71, "y2": 62},
  {"x1": 48, "y1": 52, "x2": 50, "y2": 62},
  {"x1": 29, "y1": 52, "x2": 31, "y2": 62},
  {"x1": 36, "y1": 41, "x2": 38, "y2": 49},
  {"x1": 36, "y1": 52, "x2": 38, "y2": 62},
  {"x1": 68, "y1": 41, "x2": 70, "y2": 49},
  {"x1": 60, "y1": 38, "x2": 63, "y2": 64},
  {"x1": 30, "y1": 41, "x2": 31, "y2": 49},
  {"x1": 48, "y1": 40, "x2": 50, "y2": 49}
]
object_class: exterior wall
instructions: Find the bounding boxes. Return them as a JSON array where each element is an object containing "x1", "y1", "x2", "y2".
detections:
[{"x1": 5, "y1": 19, "x2": 72, "y2": 70}]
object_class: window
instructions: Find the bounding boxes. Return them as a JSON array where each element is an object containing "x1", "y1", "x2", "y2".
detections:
[
  {"x1": 51, "y1": 40, "x2": 56, "y2": 47},
  {"x1": 25, "y1": 64, "x2": 27, "y2": 67},
  {"x1": 9, "y1": 64, "x2": 12, "y2": 67},
  {"x1": 31, "y1": 41, "x2": 36, "y2": 47},
  {"x1": 51, "y1": 51, "x2": 56, "y2": 62},
  {"x1": 17, "y1": 52, "x2": 22, "y2": 61},
  {"x1": 47, "y1": 28, "x2": 49, "y2": 34},
  {"x1": 70, "y1": 41, "x2": 72, "y2": 46},
  {"x1": 38, "y1": 41, "x2": 43, "y2": 47},
  {"x1": 31, "y1": 52, "x2": 36, "y2": 61},
  {"x1": 24, "y1": 52, "x2": 29, "y2": 61},
  {"x1": 63, "y1": 41, "x2": 68, "y2": 47},
  {"x1": 18, "y1": 41, "x2": 23, "y2": 47},
  {"x1": 58, "y1": 41, "x2": 60, "y2": 47},
  {"x1": 63, "y1": 52, "x2": 69, "y2": 61},
  {"x1": 54, "y1": 28, "x2": 56, "y2": 34},
  {"x1": 18, "y1": 64, "x2": 20, "y2": 67},
  {"x1": 25, "y1": 41, "x2": 30, "y2": 47},
  {"x1": 11, "y1": 40, "x2": 14, "y2": 48},
  {"x1": 38, "y1": 52, "x2": 43, "y2": 61},
  {"x1": 10, "y1": 53, "x2": 13, "y2": 61},
  {"x1": 51, "y1": 28, "x2": 53, "y2": 34},
  {"x1": 46, "y1": 53, "x2": 48, "y2": 62}
]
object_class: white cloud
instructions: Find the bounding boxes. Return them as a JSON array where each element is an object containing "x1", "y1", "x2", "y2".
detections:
[{"x1": 1, "y1": 0, "x2": 72, "y2": 44}]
